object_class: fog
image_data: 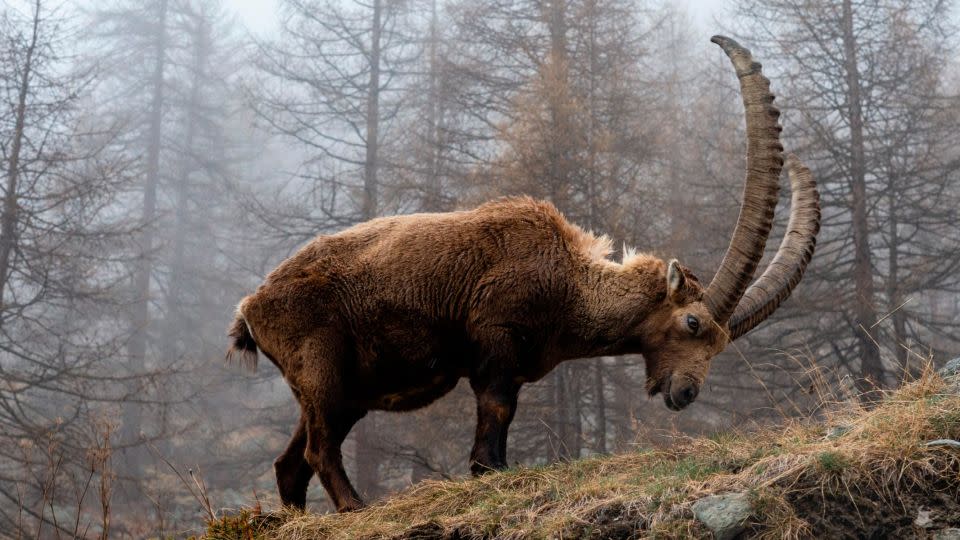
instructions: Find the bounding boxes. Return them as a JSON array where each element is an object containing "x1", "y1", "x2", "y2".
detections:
[{"x1": 1, "y1": 0, "x2": 959, "y2": 536}]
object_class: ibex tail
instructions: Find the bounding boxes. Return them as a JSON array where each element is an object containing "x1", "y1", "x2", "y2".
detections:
[{"x1": 226, "y1": 301, "x2": 259, "y2": 371}]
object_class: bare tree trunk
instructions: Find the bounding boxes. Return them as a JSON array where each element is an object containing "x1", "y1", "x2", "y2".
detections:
[
  {"x1": 123, "y1": 0, "x2": 168, "y2": 454},
  {"x1": 610, "y1": 361, "x2": 634, "y2": 451},
  {"x1": 554, "y1": 369, "x2": 569, "y2": 459},
  {"x1": 545, "y1": 0, "x2": 570, "y2": 211},
  {"x1": 423, "y1": 0, "x2": 442, "y2": 212},
  {"x1": 162, "y1": 12, "x2": 207, "y2": 362},
  {"x1": 841, "y1": 0, "x2": 882, "y2": 394},
  {"x1": 886, "y1": 187, "x2": 908, "y2": 372},
  {"x1": 355, "y1": 0, "x2": 383, "y2": 498},
  {"x1": 0, "y1": 0, "x2": 39, "y2": 321},
  {"x1": 570, "y1": 369, "x2": 582, "y2": 458},
  {"x1": 593, "y1": 361, "x2": 607, "y2": 454},
  {"x1": 542, "y1": 0, "x2": 581, "y2": 461},
  {"x1": 362, "y1": 0, "x2": 381, "y2": 220},
  {"x1": 582, "y1": 1, "x2": 608, "y2": 456}
]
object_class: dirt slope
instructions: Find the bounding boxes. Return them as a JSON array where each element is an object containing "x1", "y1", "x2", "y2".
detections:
[{"x1": 203, "y1": 370, "x2": 960, "y2": 539}]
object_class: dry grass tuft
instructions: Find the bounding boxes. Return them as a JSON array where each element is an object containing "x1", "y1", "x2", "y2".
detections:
[{"x1": 204, "y1": 367, "x2": 960, "y2": 539}]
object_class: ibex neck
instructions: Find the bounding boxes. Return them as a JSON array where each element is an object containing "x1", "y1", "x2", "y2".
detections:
[{"x1": 562, "y1": 254, "x2": 667, "y2": 359}]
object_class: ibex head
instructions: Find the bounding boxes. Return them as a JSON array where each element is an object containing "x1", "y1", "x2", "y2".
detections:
[{"x1": 632, "y1": 36, "x2": 821, "y2": 410}]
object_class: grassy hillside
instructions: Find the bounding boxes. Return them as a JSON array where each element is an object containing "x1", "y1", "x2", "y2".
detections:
[{"x1": 203, "y1": 369, "x2": 960, "y2": 539}]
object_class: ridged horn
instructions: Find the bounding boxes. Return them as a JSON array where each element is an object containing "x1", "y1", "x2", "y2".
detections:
[
  {"x1": 728, "y1": 155, "x2": 821, "y2": 340},
  {"x1": 704, "y1": 35, "x2": 784, "y2": 323}
]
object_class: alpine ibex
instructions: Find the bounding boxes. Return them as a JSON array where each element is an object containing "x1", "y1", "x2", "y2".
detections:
[{"x1": 227, "y1": 36, "x2": 820, "y2": 512}]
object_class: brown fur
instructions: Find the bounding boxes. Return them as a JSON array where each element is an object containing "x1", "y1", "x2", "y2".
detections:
[{"x1": 228, "y1": 196, "x2": 728, "y2": 512}]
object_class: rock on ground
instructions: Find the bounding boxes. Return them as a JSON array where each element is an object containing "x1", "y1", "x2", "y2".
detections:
[
  {"x1": 691, "y1": 492, "x2": 752, "y2": 540},
  {"x1": 941, "y1": 358, "x2": 960, "y2": 378}
]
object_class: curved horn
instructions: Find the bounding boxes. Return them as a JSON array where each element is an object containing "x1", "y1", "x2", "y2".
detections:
[
  {"x1": 728, "y1": 155, "x2": 820, "y2": 340},
  {"x1": 704, "y1": 36, "x2": 784, "y2": 322}
]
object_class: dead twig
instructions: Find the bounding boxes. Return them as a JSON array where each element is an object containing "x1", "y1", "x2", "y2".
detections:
[{"x1": 148, "y1": 443, "x2": 216, "y2": 522}]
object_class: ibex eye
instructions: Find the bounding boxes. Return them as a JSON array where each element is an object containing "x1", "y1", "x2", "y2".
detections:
[{"x1": 686, "y1": 315, "x2": 700, "y2": 334}]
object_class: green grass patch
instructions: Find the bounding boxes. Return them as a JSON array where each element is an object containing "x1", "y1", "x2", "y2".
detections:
[{"x1": 815, "y1": 451, "x2": 849, "y2": 473}]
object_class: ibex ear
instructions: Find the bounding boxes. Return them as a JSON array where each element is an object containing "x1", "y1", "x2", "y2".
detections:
[{"x1": 667, "y1": 259, "x2": 686, "y2": 299}]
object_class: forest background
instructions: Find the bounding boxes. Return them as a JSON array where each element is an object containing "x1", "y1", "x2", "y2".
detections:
[{"x1": 1, "y1": 0, "x2": 958, "y2": 536}]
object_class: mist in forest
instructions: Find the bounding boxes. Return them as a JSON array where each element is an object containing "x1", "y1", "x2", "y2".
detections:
[{"x1": 1, "y1": 0, "x2": 959, "y2": 536}]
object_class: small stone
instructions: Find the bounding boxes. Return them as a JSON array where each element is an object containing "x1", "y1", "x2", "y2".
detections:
[
  {"x1": 691, "y1": 492, "x2": 752, "y2": 540},
  {"x1": 825, "y1": 425, "x2": 851, "y2": 440},
  {"x1": 915, "y1": 507, "x2": 933, "y2": 528},
  {"x1": 934, "y1": 529, "x2": 960, "y2": 540},
  {"x1": 940, "y1": 358, "x2": 960, "y2": 378},
  {"x1": 925, "y1": 439, "x2": 960, "y2": 449}
]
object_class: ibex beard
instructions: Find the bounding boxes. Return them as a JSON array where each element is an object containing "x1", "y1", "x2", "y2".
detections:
[{"x1": 226, "y1": 36, "x2": 820, "y2": 513}]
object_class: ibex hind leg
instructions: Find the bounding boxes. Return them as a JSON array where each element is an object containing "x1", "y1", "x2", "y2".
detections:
[
  {"x1": 303, "y1": 405, "x2": 365, "y2": 512},
  {"x1": 297, "y1": 331, "x2": 366, "y2": 513},
  {"x1": 274, "y1": 415, "x2": 312, "y2": 510}
]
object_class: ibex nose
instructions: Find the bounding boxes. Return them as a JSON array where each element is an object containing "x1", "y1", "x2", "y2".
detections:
[{"x1": 667, "y1": 380, "x2": 700, "y2": 411}]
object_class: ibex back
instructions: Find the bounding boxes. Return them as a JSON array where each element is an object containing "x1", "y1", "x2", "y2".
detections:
[{"x1": 227, "y1": 36, "x2": 821, "y2": 513}]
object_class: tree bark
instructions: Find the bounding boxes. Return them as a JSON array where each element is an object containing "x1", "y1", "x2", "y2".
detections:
[
  {"x1": 423, "y1": 0, "x2": 444, "y2": 212},
  {"x1": 131, "y1": 0, "x2": 169, "y2": 364},
  {"x1": 362, "y1": 0, "x2": 382, "y2": 220},
  {"x1": 570, "y1": 368, "x2": 582, "y2": 458},
  {"x1": 593, "y1": 361, "x2": 607, "y2": 454},
  {"x1": 545, "y1": 0, "x2": 570, "y2": 211},
  {"x1": 0, "y1": 0, "x2": 40, "y2": 324},
  {"x1": 355, "y1": 0, "x2": 383, "y2": 498},
  {"x1": 886, "y1": 184, "x2": 908, "y2": 372},
  {"x1": 841, "y1": 0, "x2": 883, "y2": 394},
  {"x1": 123, "y1": 0, "x2": 168, "y2": 451},
  {"x1": 554, "y1": 368, "x2": 570, "y2": 459},
  {"x1": 162, "y1": 12, "x2": 207, "y2": 362}
]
